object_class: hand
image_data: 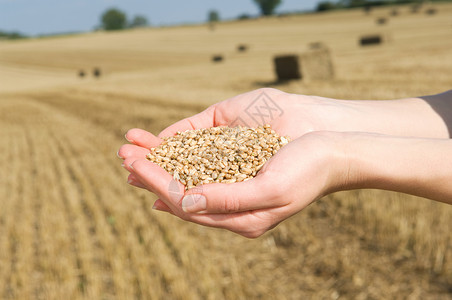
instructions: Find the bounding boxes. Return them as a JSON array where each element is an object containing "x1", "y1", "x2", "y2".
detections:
[
  {"x1": 118, "y1": 129, "x2": 344, "y2": 238},
  {"x1": 117, "y1": 88, "x2": 452, "y2": 237},
  {"x1": 118, "y1": 87, "x2": 339, "y2": 237}
]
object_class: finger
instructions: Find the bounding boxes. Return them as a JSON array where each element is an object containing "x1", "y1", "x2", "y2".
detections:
[
  {"x1": 123, "y1": 156, "x2": 144, "y2": 172},
  {"x1": 118, "y1": 144, "x2": 150, "y2": 160},
  {"x1": 127, "y1": 173, "x2": 147, "y2": 189},
  {"x1": 130, "y1": 159, "x2": 186, "y2": 213},
  {"x1": 158, "y1": 105, "x2": 217, "y2": 138},
  {"x1": 181, "y1": 173, "x2": 285, "y2": 214},
  {"x1": 184, "y1": 209, "x2": 279, "y2": 238},
  {"x1": 125, "y1": 128, "x2": 163, "y2": 149},
  {"x1": 152, "y1": 199, "x2": 175, "y2": 214}
]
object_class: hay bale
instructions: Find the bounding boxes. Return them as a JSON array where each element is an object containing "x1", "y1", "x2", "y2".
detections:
[
  {"x1": 273, "y1": 55, "x2": 301, "y2": 81},
  {"x1": 237, "y1": 44, "x2": 248, "y2": 52},
  {"x1": 212, "y1": 55, "x2": 223, "y2": 63},
  {"x1": 273, "y1": 49, "x2": 335, "y2": 82},
  {"x1": 425, "y1": 8, "x2": 437, "y2": 15},
  {"x1": 376, "y1": 17, "x2": 388, "y2": 25},
  {"x1": 93, "y1": 67, "x2": 101, "y2": 78},
  {"x1": 411, "y1": 4, "x2": 422, "y2": 13},
  {"x1": 309, "y1": 42, "x2": 326, "y2": 50},
  {"x1": 390, "y1": 8, "x2": 399, "y2": 16},
  {"x1": 359, "y1": 35, "x2": 383, "y2": 46},
  {"x1": 299, "y1": 48, "x2": 335, "y2": 81},
  {"x1": 78, "y1": 70, "x2": 86, "y2": 78}
]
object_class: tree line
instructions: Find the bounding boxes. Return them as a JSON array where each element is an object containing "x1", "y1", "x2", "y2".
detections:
[
  {"x1": 316, "y1": 0, "x2": 452, "y2": 12},
  {"x1": 101, "y1": 9, "x2": 149, "y2": 31},
  {"x1": 0, "y1": 30, "x2": 27, "y2": 40},
  {"x1": 102, "y1": 0, "x2": 282, "y2": 31}
]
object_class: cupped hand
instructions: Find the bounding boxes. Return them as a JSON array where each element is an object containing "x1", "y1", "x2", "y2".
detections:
[
  {"x1": 119, "y1": 87, "x2": 315, "y2": 196},
  {"x1": 118, "y1": 127, "x2": 344, "y2": 238},
  {"x1": 117, "y1": 88, "x2": 349, "y2": 237}
]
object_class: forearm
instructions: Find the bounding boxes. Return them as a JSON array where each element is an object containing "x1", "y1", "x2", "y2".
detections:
[
  {"x1": 303, "y1": 90, "x2": 452, "y2": 139},
  {"x1": 340, "y1": 133, "x2": 452, "y2": 204}
]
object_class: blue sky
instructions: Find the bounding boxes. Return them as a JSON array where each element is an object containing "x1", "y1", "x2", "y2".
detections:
[{"x1": 0, "y1": 0, "x2": 321, "y2": 36}]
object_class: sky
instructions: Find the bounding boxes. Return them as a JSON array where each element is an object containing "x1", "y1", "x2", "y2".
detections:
[{"x1": 0, "y1": 0, "x2": 322, "y2": 36}]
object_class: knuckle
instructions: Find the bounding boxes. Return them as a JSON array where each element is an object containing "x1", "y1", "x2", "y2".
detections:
[
  {"x1": 131, "y1": 159, "x2": 147, "y2": 173},
  {"x1": 222, "y1": 193, "x2": 241, "y2": 213}
]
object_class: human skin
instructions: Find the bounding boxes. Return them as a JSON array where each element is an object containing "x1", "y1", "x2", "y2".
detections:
[{"x1": 117, "y1": 88, "x2": 452, "y2": 238}]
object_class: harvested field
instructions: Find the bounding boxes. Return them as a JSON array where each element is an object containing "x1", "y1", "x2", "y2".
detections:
[{"x1": 1, "y1": 3, "x2": 452, "y2": 299}]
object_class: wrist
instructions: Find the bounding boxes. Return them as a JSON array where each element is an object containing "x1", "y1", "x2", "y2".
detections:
[
  {"x1": 300, "y1": 131, "x2": 354, "y2": 196},
  {"x1": 322, "y1": 131, "x2": 388, "y2": 193}
]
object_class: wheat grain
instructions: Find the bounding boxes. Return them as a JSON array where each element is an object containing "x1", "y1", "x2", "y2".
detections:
[{"x1": 146, "y1": 125, "x2": 290, "y2": 190}]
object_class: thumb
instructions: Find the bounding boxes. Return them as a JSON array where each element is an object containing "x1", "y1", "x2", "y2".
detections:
[{"x1": 181, "y1": 175, "x2": 283, "y2": 214}]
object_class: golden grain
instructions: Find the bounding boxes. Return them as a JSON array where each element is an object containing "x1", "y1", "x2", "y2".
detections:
[{"x1": 146, "y1": 125, "x2": 289, "y2": 189}]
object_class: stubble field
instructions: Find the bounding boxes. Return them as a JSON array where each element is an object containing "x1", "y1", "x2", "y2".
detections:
[{"x1": 1, "y1": 4, "x2": 452, "y2": 299}]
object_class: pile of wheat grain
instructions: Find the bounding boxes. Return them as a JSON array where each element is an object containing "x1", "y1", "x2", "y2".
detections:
[{"x1": 146, "y1": 125, "x2": 290, "y2": 190}]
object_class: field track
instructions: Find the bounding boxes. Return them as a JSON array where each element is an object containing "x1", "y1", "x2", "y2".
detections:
[{"x1": 1, "y1": 3, "x2": 452, "y2": 299}]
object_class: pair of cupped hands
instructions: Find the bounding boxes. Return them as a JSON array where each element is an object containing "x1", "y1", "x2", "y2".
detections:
[{"x1": 117, "y1": 88, "x2": 363, "y2": 238}]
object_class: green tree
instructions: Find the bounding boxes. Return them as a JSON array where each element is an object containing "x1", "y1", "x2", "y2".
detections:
[
  {"x1": 101, "y1": 8, "x2": 127, "y2": 31},
  {"x1": 129, "y1": 15, "x2": 149, "y2": 28},
  {"x1": 338, "y1": 0, "x2": 368, "y2": 8},
  {"x1": 253, "y1": 0, "x2": 282, "y2": 16},
  {"x1": 316, "y1": 1, "x2": 337, "y2": 11},
  {"x1": 237, "y1": 13, "x2": 251, "y2": 20},
  {"x1": 0, "y1": 30, "x2": 26, "y2": 40},
  {"x1": 208, "y1": 10, "x2": 220, "y2": 22}
]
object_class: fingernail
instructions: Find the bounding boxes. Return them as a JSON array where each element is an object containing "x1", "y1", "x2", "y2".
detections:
[
  {"x1": 182, "y1": 194, "x2": 206, "y2": 213},
  {"x1": 152, "y1": 203, "x2": 164, "y2": 211},
  {"x1": 127, "y1": 178, "x2": 133, "y2": 184},
  {"x1": 125, "y1": 134, "x2": 133, "y2": 143},
  {"x1": 117, "y1": 151, "x2": 123, "y2": 159}
]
